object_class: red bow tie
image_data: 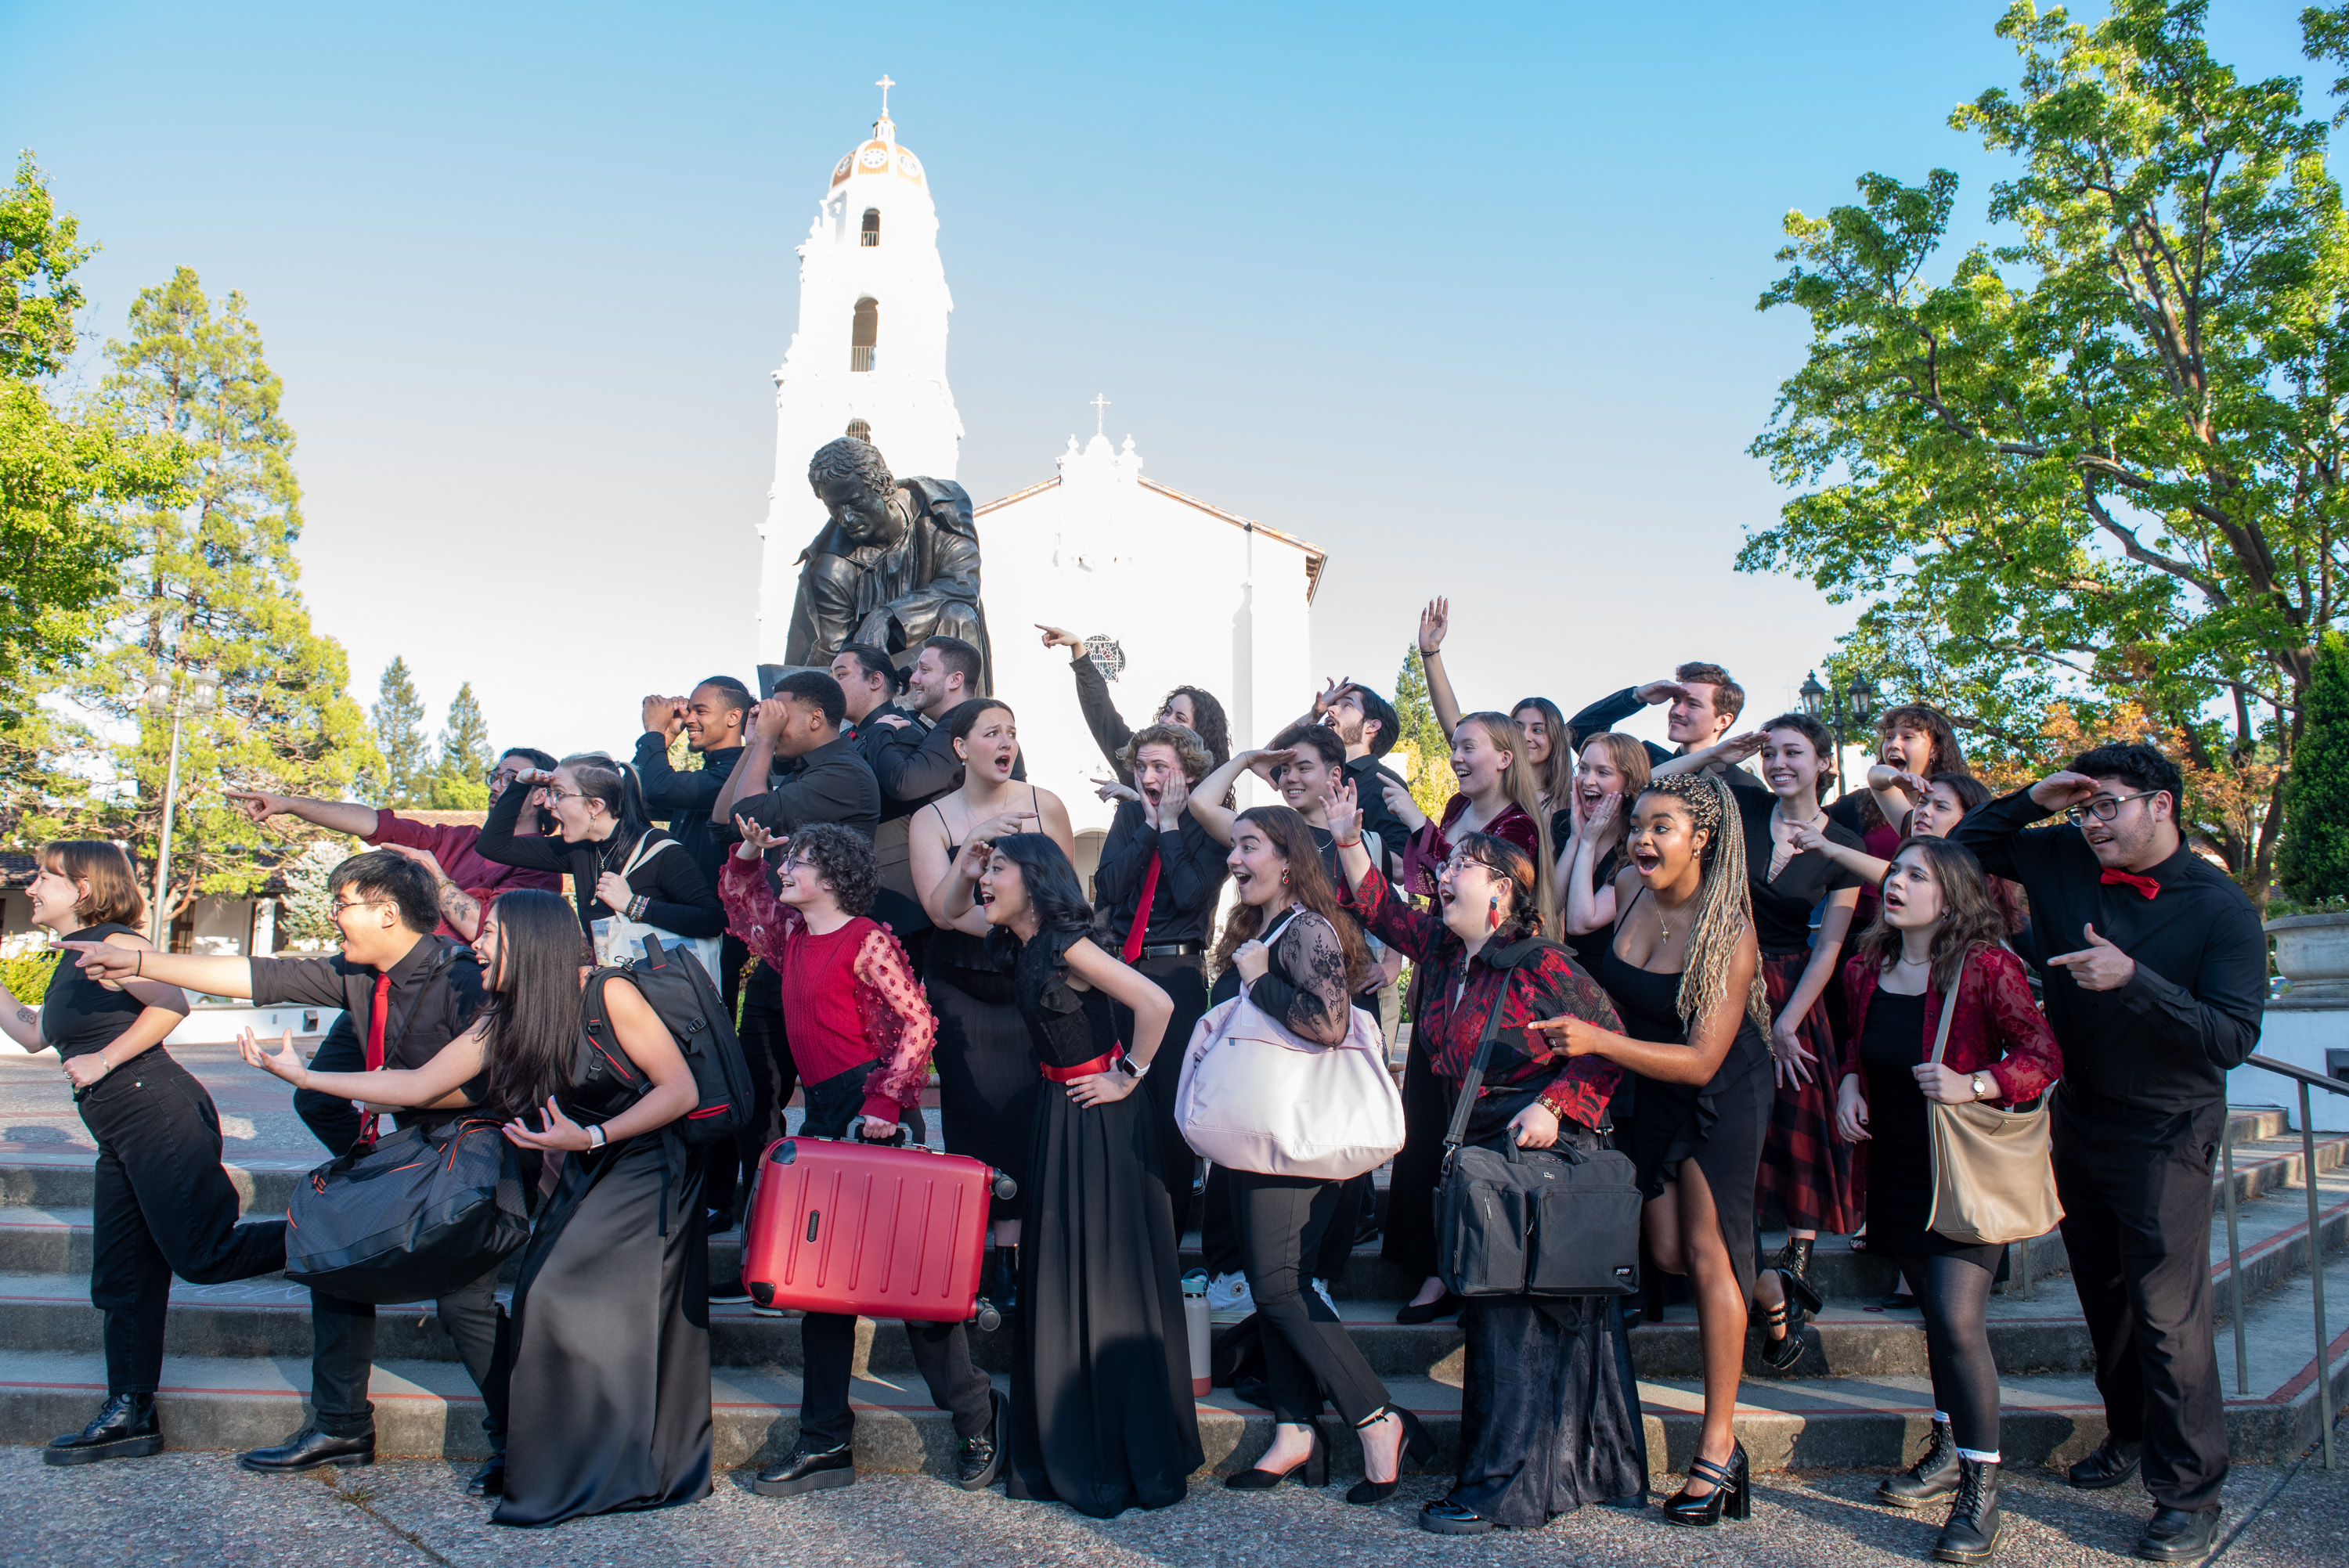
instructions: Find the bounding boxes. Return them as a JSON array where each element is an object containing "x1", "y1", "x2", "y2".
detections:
[{"x1": 2100, "y1": 868, "x2": 2160, "y2": 900}]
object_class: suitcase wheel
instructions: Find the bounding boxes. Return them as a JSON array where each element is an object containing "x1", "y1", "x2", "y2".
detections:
[
  {"x1": 973, "y1": 1299, "x2": 1001, "y2": 1333},
  {"x1": 991, "y1": 1173, "x2": 1018, "y2": 1201},
  {"x1": 749, "y1": 1281, "x2": 774, "y2": 1309}
]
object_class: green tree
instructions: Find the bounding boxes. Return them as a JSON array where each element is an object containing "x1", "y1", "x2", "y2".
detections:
[
  {"x1": 1392, "y1": 647, "x2": 1452, "y2": 820},
  {"x1": 424, "y1": 680, "x2": 493, "y2": 809},
  {"x1": 371, "y1": 656, "x2": 428, "y2": 807},
  {"x1": 15, "y1": 267, "x2": 373, "y2": 921},
  {"x1": 1744, "y1": 1, "x2": 2346, "y2": 895},
  {"x1": 2279, "y1": 629, "x2": 2349, "y2": 901},
  {"x1": 0, "y1": 155, "x2": 182, "y2": 740}
]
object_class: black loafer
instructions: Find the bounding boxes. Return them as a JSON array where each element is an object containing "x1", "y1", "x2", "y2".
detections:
[
  {"x1": 1420, "y1": 1498, "x2": 1492, "y2": 1534},
  {"x1": 44, "y1": 1393, "x2": 161, "y2": 1466},
  {"x1": 238, "y1": 1425, "x2": 375, "y2": 1473},
  {"x1": 754, "y1": 1440, "x2": 854, "y2": 1498},
  {"x1": 2068, "y1": 1436, "x2": 2143, "y2": 1490},
  {"x1": 1395, "y1": 1292, "x2": 1464, "y2": 1325},
  {"x1": 952, "y1": 1390, "x2": 1006, "y2": 1491},
  {"x1": 2136, "y1": 1505, "x2": 2221, "y2": 1563},
  {"x1": 465, "y1": 1458, "x2": 504, "y2": 1497}
]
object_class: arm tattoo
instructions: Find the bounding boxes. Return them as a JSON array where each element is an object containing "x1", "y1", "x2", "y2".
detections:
[
  {"x1": 13, "y1": 1007, "x2": 33, "y2": 1026},
  {"x1": 439, "y1": 883, "x2": 482, "y2": 936}
]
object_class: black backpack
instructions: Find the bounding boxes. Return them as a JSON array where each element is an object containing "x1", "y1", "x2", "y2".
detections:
[{"x1": 581, "y1": 935, "x2": 755, "y2": 1144}]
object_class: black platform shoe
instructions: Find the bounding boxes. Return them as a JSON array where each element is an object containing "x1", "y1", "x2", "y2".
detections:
[
  {"x1": 43, "y1": 1393, "x2": 161, "y2": 1466},
  {"x1": 1345, "y1": 1407, "x2": 1435, "y2": 1505},
  {"x1": 238, "y1": 1424, "x2": 375, "y2": 1473},
  {"x1": 1878, "y1": 1418, "x2": 1960, "y2": 1508},
  {"x1": 1932, "y1": 1458, "x2": 2002, "y2": 1564},
  {"x1": 1755, "y1": 1289, "x2": 1807, "y2": 1374},
  {"x1": 1662, "y1": 1440, "x2": 1751, "y2": 1526},
  {"x1": 2134, "y1": 1505, "x2": 2221, "y2": 1563},
  {"x1": 2066, "y1": 1435, "x2": 2142, "y2": 1490},
  {"x1": 1766, "y1": 1236, "x2": 1824, "y2": 1316},
  {"x1": 755, "y1": 1439, "x2": 855, "y2": 1498},
  {"x1": 1225, "y1": 1420, "x2": 1327, "y2": 1489},
  {"x1": 953, "y1": 1390, "x2": 1006, "y2": 1491}
]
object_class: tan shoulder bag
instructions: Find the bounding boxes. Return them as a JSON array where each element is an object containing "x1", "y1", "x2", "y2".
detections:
[{"x1": 1924, "y1": 950, "x2": 2065, "y2": 1246}]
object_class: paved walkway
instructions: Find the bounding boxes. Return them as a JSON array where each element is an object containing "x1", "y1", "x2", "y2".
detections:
[{"x1": 7, "y1": 1428, "x2": 2347, "y2": 1568}]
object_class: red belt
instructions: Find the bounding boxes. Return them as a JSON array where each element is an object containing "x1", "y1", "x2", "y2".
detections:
[{"x1": 1041, "y1": 1047, "x2": 1124, "y2": 1083}]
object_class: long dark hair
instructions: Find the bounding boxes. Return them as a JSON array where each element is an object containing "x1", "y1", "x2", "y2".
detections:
[
  {"x1": 478, "y1": 890, "x2": 592, "y2": 1119},
  {"x1": 981, "y1": 833, "x2": 1095, "y2": 969},
  {"x1": 1511, "y1": 696, "x2": 1574, "y2": 812},
  {"x1": 560, "y1": 752, "x2": 653, "y2": 847},
  {"x1": 1160, "y1": 686, "x2": 1231, "y2": 769},
  {"x1": 1853, "y1": 836, "x2": 2007, "y2": 995},
  {"x1": 1208, "y1": 806, "x2": 1372, "y2": 991}
]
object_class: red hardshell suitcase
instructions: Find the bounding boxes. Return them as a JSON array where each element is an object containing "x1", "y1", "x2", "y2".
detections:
[{"x1": 742, "y1": 1135, "x2": 1016, "y2": 1326}]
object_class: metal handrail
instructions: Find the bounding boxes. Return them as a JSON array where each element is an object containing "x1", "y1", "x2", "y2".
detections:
[{"x1": 2228, "y1": 1054, "x2": 2347, "y2": 1469}]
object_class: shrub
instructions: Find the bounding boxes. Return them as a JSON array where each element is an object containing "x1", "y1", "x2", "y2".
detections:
[{"x1": 2279, "y1": 630, "x2": 2349, "y2": 903}]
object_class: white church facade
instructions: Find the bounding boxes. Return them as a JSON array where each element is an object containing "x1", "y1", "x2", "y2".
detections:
[{"x1": 757, "y1": 84, "x2": 1322, "y2": 866}]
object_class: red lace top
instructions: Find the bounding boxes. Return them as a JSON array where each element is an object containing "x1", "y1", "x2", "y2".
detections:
[
  {"x1": 720, "y1": 857, "x2": 936, "y2": 1121},
  {"x1": 1841, "y1": 943, "x2": 2062, "y2": 1108},
  {"x1": 1398, "y1": 795, "x2": 1542, "y2": 902}
]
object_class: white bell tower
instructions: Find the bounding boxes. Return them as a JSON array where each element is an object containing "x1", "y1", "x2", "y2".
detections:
[{"x1": 758, "y1": 77, "x2": 965, "y2": 664}]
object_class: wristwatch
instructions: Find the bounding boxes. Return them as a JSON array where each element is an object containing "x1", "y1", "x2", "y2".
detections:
[
  {"x1": 1117, "y1": 1055, "x2": 1149, "y2": 1081},
  {"x1": 586, "y1": 1123, "x2": 608, "y2": 1149},
  {"x1": 1968, "y1": 1072, "x2": 1991, "y2": 1101}
]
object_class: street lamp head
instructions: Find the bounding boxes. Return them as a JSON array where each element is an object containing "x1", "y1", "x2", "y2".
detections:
[
  {"x1": 1798, "y1": 670, "x2": 1827, "y2": 720},
  {"x1": 189, "y1": 670, "x2": 220, "y2": 715},
  {"x1": 1848, "y1": 672, "x2": 1878, "y2": 726},
  {"x1": 140, "y1": 682, "x2": 171, "y2": 716}
]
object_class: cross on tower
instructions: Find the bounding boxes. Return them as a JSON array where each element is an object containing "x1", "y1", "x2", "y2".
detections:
[
  {"x1": 875, "y1": 75, "x2": 895, "y2": 118},
  {"x1": 1091, "y1": 393, "x2": 1110, "y2": 436}
]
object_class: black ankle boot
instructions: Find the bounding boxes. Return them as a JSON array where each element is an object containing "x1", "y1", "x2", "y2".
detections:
[
  {"x1": 43, "y1": 1393, "x2": 161, "y2": 1466},
  {"x1": 1878, "y1": 1419, "x2": 1961, "y2": 1508},
  {"x1": 1932, "y1": 1458, "x2": 2001, "y2": 1563},
  {"x1": 1768, "y1": 1235, "x2": 1823, "y2": 1314}
]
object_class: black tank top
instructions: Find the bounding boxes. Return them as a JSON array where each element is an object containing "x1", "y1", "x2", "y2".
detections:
[
  {"x1": 926, "y1": 786, "x2": 1040, "y2": 989},
  {"x1": 41, "y1": 925, "x2": 161, "y2": 1062}
]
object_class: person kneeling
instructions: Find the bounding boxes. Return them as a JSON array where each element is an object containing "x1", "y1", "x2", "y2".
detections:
[{"x1": 720, "y1": 819, "x2": 1003, "y2": 1496}]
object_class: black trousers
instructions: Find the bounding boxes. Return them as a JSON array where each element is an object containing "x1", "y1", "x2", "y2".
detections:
[
  {"x1": 78, "y1": 1054, "x2": 287, "y2": 1396},
  {"x1": 794, "y1": 1065, "x2": 991, "y2": 1451},
  {"x1": 309, "y1": 1262, "x2": 504, "y2": 1444},
  {"x1": 1229, "y1": 1170, "x2": 1391, "y2": 1427},
  {"x1": 705, "y1": 953, "x2": 788, "y2": 1224},
  {"x1": 293, "y1": 1018, "x2": 369, "y2": 1155},
  {"x1": 1111, "y1": 953, "x2": 1210, "y2": 1239},
  {"x1": 1381, "y1": 1023, "x2": 1447, "y2": 1282},
  {"x1": 2053, "y1": 1091, "x2": 2229, "y2": 1512}
]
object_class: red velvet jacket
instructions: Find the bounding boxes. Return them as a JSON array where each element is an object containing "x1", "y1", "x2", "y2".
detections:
[
  {"x1": 1398, "y1": 795, "x2": 1541, "y2": 902},
  {"x1": 1841, "y1": 943, "x2": 2062, "y2": 1108}
]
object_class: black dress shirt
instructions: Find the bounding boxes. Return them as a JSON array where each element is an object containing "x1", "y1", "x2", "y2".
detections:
[
  {"x1": 1343, "y1": 754, "x2": 1413, "y2": 881},
  {"x1": 1952, "y1": 788, "x2": 2266, "y2": 1114},
  {"x1": 249, "y1": 936, "x2": 489, "y2": 1128},
  {"x1": 476, "y1": 784, "x2": 725, "y2": 940},
  {"x1": 732, "y1": 734, "x2": 882, "y2": 842},
  {"x1": 1564, "y1": 686, "x2": 1770, "y2": 794},
  {"x1": 1095, "y1": 804, "x2": 1229, "y2": 948},
  {"x1": 632, "y1": 734, "x2": 741, "y2": 889},
  {"x1": 868, "y1": 698, "x2": 1027, "y2": 817}
]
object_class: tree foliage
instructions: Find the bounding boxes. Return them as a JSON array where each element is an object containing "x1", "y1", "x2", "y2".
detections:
[
  {"x1": 2279, "y1": 629, "x2": 2349, "y2": 899},
  {"x1": 424, "y1": 680, "x2": 493, "y2": 809},
  {"x1": 371, "y1": 656, "x2": 428, "y2": 807},
  {"x1": 1746, "y1": 1, "x2": 2347, "y2": 896},
  {"x1": 1391, "y1": 647, "x2": 1453, "y2": 820}
]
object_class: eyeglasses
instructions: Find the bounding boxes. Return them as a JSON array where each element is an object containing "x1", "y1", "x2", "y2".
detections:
[
  {"x1": 327, "y1": 898, "x2": 391, "y2": 917},
  {"x1": 2063, "y1": 789, "x2": 2160, "y2": 827},
  {"x1": 485, "y1": 766, "x2": 522, "y2": 787},
  {"x1": 538, "y1": 784, "x2": 586, "y2": 803}
]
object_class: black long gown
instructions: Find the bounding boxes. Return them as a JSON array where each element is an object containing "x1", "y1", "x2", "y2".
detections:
[
  {"x1": 1004, "y1": 928, "x2": 1202, "y2": 1516},
  {"x1": 926, "y1": 809, "x2": 1041, "y2": 1221},
  {"x1": 493, "y1": 1034, "x2": 712, "y2": 1527}
]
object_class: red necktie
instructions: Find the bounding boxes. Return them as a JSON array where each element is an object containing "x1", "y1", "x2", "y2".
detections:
[
  {"x1": 1120, "y1": 844, "x2": 1163, "y2": 964},
  {"x1": 364, "y1": 971, "x2": 392, "y2": 1071},
  {"x1": 2100, "y1": 868, "x2": 2160, "y2": 900}
]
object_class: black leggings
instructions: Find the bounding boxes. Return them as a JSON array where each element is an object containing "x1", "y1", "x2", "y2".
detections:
[{"x1": 1902, "y1": 1253, "x2": 2000, "y2": 1454}]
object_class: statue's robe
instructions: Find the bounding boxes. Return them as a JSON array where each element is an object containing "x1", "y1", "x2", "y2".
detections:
[{"x1": 781, "y1": 476, "x2": 990, "y2": 691}]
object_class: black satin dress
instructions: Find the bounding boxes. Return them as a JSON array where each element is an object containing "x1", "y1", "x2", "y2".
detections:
[
  {"x1": 1597, "y1": 935, "x2": 1771, "y2": 1302},
  {"x1": 1004, "y1": 929, "x2": 1202, "y2": 1516},
  {"x1": 925, "y1": 810, "x2": 1041, "y2": 1221},
  {"x1": 493, "y1": 1025, "x2": 712, "y2": 1527}
]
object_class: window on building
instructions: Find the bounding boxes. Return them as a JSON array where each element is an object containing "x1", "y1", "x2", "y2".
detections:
[
  {"x1": 861, "y1": 208, "x2": 881, "y2": 247},
  {"x1": 851, "y1": 297, "x2": 879, "y2": 372}
]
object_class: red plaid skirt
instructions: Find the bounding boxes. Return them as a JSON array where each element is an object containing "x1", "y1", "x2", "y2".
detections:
[{"x1": 1754, "y1": 950, "x2": 1860, "y2": 1235}]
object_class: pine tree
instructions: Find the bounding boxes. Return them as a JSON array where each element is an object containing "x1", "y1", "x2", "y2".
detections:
[
  {"x1": 2279, "y1": 629, "x2": 2349, "y2": 905},
  {"x1": 1392, "y1": 646, "x2": 1454, "y2": 820},
  {"x1": 425, "y1": 681, "x2": 493, "y2": 809},
  {"x1": 372, "y1": 657, "x2": 428, "y2": 807}
]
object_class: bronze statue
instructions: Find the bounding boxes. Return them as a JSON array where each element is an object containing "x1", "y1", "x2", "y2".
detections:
[{"x1": 779, "y1": 437, "x2": 990, "y2": 690}]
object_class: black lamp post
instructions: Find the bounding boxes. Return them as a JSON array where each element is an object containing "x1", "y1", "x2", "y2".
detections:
[{"x1": 1798, "y1": 669, "x2": 1880, "y2": 800}]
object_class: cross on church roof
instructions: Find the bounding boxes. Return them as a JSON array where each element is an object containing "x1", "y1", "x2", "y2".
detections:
[
  {"x1": 1091, "y1": 393, "x2": 1110, "y2": 436},
  {"x1": 876, "y1": 75, "x2": 895, "y2": 117}
]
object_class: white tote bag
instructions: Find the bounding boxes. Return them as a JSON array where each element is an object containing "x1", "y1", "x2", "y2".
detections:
[
  {"x1": 1174, "y1": 913, "x2": 1405, "y2": 1181},
  {"x1": 590, "y1": 836, "x2": 722, "y2": 981}
]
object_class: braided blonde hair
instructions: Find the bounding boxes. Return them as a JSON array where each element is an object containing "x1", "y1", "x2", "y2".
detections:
[{"x1": 1639, "y1": 772, "x2": 1769, "y2": 1031}]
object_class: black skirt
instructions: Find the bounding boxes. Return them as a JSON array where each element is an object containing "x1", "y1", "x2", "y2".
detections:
[
  {"x1": 1006, "y1": 1084, "x2": 1203, "y2": 1516},
  {"x1": 493, "y1": 1132, "x2": 713, "y2": 1527},
  {"x1": 926, "y1": 934, "x2": 1040, "y2": 1221},
  {"x1": 1862, "y1": 989, "x2": 2004, "y2": 1271}
]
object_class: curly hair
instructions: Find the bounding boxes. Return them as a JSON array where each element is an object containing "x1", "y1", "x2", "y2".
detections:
[
  {"x1": 1119, "y1": 723, "x2": 1212, "y2": 783},
  {"x1": 1159, "y1": 687, "x2": 1231, "y2": 768},
  {"x1": 1860, "y1": 703, "x2": 1970, "y2": 832},
  {"x1": 807, "y1": 436, "x2": 893, "y2": 497},
  {"x1": 788, "y1": 823, "x2": 879, "y2": 917},
  {"x1": 1636, "y1": 772, "x2": 1769, "y2": 1030},
  {"x1": 1853, "y1": 836, "x2": 2008, "y2": 995}
]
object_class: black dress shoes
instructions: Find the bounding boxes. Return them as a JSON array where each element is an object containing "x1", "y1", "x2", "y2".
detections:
[
  {"x1": 44, "y1": 1393, "x2": 161, "y2": 1466},
  {"x1": 2067, "y1": 1436, "x2": 2143, "y2": 1490},
  {"x1": 1394, "y1": 1292, "x2": 1464, "y2": 1325},
  {"x1": 952, "y1": 1391, "x2": 1007, "y2": 1491},
  {"x1": 238, "y1": 1424, "x2": 375, "y2": 1473},
  {"x1": 754, "y1": 1439, "x2": 855, "y2": 1498},
  {"x1": 465, "y1": 1458, "x2": 504, "y2": 1497},
  {"x1": 2136, "y1": 1505, "x2": 2221, "y2": 1563}
]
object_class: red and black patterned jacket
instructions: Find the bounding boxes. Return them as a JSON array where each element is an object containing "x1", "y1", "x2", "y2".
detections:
[
  {"x1": 1344, "y1": 867, "x2": 1622, "y2": 1133},
  {"x1": 1842, "y1": 943, "x2": 2063, "y2": 1108}
]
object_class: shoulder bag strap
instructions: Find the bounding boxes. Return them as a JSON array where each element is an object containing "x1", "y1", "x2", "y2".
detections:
[
  {"x1": 1442, "y1": 944, "x2": 1539, "y2": 1152},
  {"x1": 1926, "y1": 950, "x2": 1969, "y2": 1068},
  {"x1": 619, "y1": 832, "x2": 673, "y2": 881}
]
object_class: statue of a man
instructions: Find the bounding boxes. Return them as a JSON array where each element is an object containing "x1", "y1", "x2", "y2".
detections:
[{"x1": 781, "y1": 437, "x2": 990, "y2": 690}]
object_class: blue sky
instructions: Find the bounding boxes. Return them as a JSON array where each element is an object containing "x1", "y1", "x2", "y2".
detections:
[{"x1": 2, "y1": 1, "x2": 2324, "y2": 762}]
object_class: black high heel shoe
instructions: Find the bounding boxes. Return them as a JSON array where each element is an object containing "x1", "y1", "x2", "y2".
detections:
[
  {"x1": 1225, "y1": 1422, "x2": 1327, "y2": 1489},
  {"x1": 1346, "y1": 1406, "x2": 1436, "y2": 1505},
  {"x1": 1662, "y1": 1440, "x2": 1750, "y2": 1526},
  {"x1": 1766, "y1": 1238, "x2": 1824, "y2": 1316},
  {"x1": 1755, "y1": 1292, "x2": 1806, "y2": 1374}
]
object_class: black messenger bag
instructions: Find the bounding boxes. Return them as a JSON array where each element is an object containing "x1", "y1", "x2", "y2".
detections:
[
  {"x1": 285, "y1": 1117, "x2": 532, "y2": 1303},
  {"x1": 1434, "y1": 939, "x2": 1644, "y2": 1299}
]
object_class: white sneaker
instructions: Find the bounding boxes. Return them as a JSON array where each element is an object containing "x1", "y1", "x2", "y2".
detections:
[
  {"x1": 1206, "y1": 1271, "x2": 1255, "y2": 1324},
  {"x1": 1311, "y1": 1278, "x2": 1337, "y2": 1317}
]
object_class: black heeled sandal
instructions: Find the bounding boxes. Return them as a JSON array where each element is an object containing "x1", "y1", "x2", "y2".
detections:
[
  {"x1": 1767, "y1": 1238, "x2": 1824, "y2": 1316},
  {"x1": 1346, "y1": 1405, "x2": 1435, "y2": 1505},
  {"x1": 1224, "y1": 1422, "x2": 1327, "y2": 1490},
  {"x1": 1662, "y1": 1440, "x2": 1750, "y2": 1526},
  {"x1": 1756, "y1": 1293, "x2": 1806, "y2": 1374}
]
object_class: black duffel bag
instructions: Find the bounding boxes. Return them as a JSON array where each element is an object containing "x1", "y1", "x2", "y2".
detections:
[
  {"x1": 285, "y1": 1117, "x2": 532, "y2": 1303},
  {"x1": 1434, "y1": 939, "x2": 1644, "y2": 1299}
]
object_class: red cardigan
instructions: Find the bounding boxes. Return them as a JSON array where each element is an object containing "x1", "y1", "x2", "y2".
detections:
[
  {"x1": 1398, "y1": 795, "x2": 1541, "y2": 901},
  {"x1": 1840, "y1": 943, "x2": 2062, "y2": 1108}
]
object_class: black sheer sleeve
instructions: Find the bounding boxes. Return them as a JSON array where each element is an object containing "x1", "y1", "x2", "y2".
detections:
[{"x1": 1247, "y1": 911, "x2": 1352, "y2": 1046}]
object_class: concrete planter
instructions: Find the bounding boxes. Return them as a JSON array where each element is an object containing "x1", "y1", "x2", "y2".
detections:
[
  {"x1": 2238, "y1": 911, "x2": 2349, "y2": 1131},
  {"x1": 2268, "y1": 911, "x2": 2349, "y2": 1011}
]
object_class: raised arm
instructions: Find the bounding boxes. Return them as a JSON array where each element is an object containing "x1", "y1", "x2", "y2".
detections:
[
  {"x1": 241, "y1": 1022, "x2": 487, "y2": 1107},
  {"x1": 1417, "y1": 598, "x2": 1463, "y2": 741},
  {"x1": 226, "y1": 790, "x2": 381, "y2": 838},
  {"x1": 1040, "y1": 625, "x2": 1138, "y2": 777},
  {"x1": 1561, "y1": 798, "x2": 1625, "y2": 935},
  {"x1": 1189, "y1": 748, "x2": 1285, "y2": 845},
  {"x1": 53, "y1": 942, "x2": 254, "y2": 1002},
  {"x1": 718, "y1": 830, "x2": 806, "y2": 971},
  {"x1": 1651, "y1": 730, "x2": 1766, "y2": 778},
  {"x1": 1790, "y1": 820, "x2": 1889, "y2": 889},
  {"x1": 476, "y1": 767, "x2": 569, "y2": 872}
]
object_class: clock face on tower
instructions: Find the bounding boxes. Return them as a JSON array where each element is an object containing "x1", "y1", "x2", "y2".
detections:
[
  {"x1": 859, "y1": 146, "x2": 888, "y2": 169},
  {"x1": 897, "y1": 152, "x2": 921, "y2": 177}
]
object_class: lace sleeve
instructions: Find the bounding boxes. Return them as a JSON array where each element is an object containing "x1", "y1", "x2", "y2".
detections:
[
  {"x1": 1979, "y1": 946, "x2": 2062, "y2": 1104},
  {"x1": 852, "y1": 925, "x2": 939, "y2": 1112},
  {"x1": 1248, "y1": 912, "x2": 1352, "y2": 1046},
  {"x1": 718, "y1": 856, "x2": 804, "y2": 972}
]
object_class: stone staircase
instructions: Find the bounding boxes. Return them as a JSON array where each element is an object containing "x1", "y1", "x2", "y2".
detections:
[{"x1": 0, "y1": 1049, "x2": 2344, "y2": 1482}]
